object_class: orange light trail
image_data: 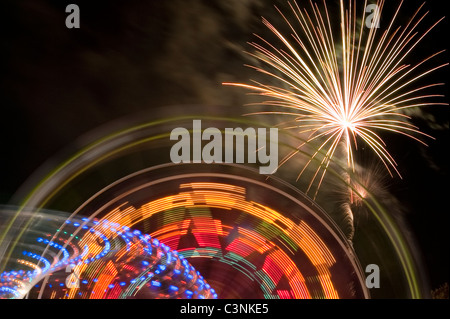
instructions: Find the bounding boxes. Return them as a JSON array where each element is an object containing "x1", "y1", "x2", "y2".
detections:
[
  {"x1": 223, "y1": 0, "x2": 447, "y2": 196},
  {"x1": 96, "y1": 181, "x2": 340, "y2": 299}
]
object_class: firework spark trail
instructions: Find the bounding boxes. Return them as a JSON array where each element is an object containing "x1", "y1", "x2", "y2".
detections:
[{"x1": 224, "y1": 0, "x2": 447, "y2": 198}]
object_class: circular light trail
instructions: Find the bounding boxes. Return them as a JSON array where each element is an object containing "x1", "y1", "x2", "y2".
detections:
[{"x1": 0, "y1": 215, "x2": 215, "y2": 299}]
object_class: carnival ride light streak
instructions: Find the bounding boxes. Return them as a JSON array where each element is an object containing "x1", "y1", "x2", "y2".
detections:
[
  {"x1": 0, "y1": 177, "x2": 364, "y2": 299},
  {"x1": 91, "y1": 181, "x2": 347, "y2": 299},
  {"x1": 224, "y1": 0, "x2": 447, "y2": 196},
  {"x1": 0, "y1": 217, "x2": 216, "y2": 299}
]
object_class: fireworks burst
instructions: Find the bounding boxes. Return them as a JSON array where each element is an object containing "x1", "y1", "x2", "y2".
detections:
[{"x1": 224, "y1": 0, "x2": 447, "y2": 197}]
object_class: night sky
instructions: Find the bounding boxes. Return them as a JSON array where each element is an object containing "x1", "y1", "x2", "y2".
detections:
[{"x1": 1, "y1": 0, "x2": 448, "y2": 295}]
